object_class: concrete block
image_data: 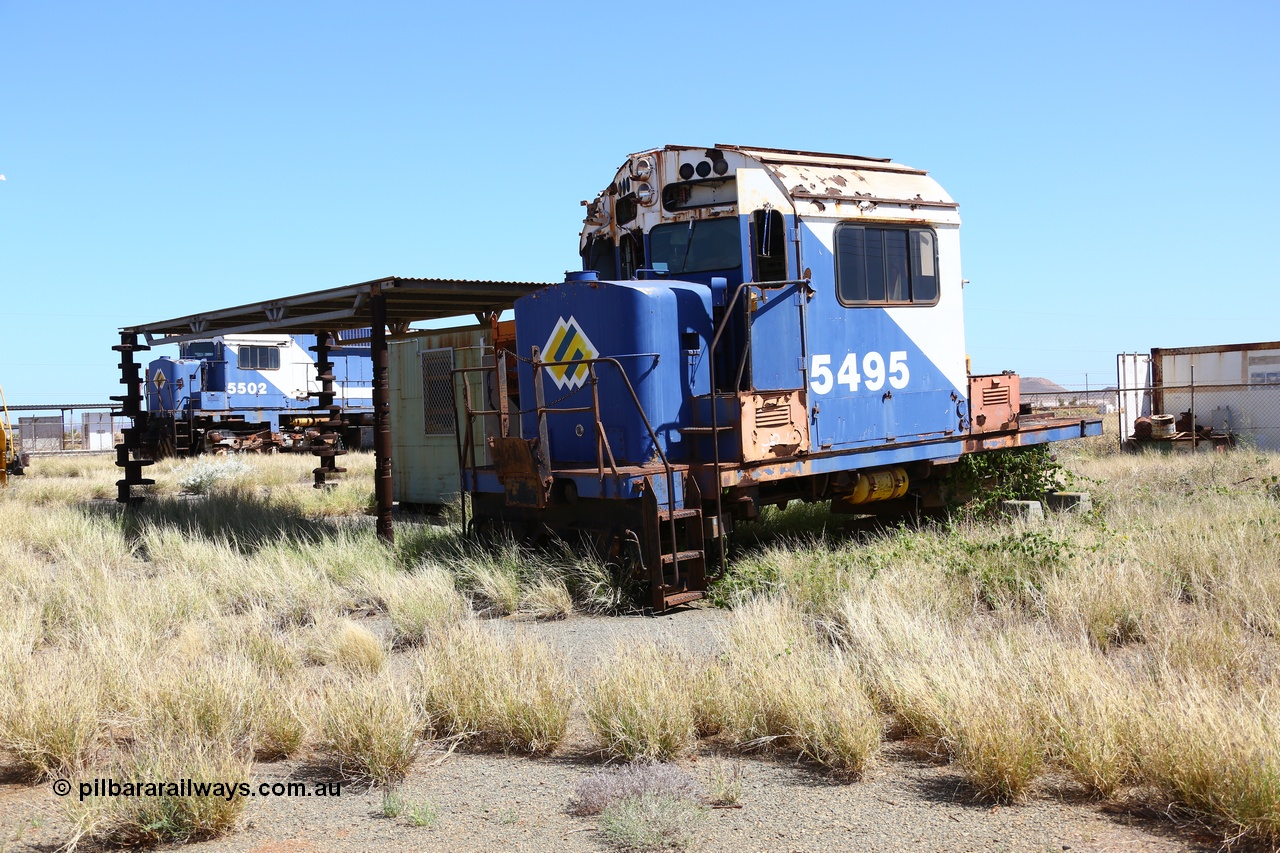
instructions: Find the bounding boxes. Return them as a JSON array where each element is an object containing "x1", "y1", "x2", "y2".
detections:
[
  {"x1": 1001, "y1": 500, "x2": 1044, "y2": 521},
  {"x1": 1046, "y1": 491, "x2": 1092, "y2": 513}
]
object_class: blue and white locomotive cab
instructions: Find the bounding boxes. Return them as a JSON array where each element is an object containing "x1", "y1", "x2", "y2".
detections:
[
  {"x1": 465, "y1": 144, "x2": 1102, "y2": 609},
  {"x1": 144, "y1": 332, "x2": 372, "y2": 455},
  {"x1": 573, "y1": 145, "x2": 972, "y2": 464}
]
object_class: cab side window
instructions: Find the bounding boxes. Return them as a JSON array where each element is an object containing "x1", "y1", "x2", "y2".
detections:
[
  {"x1": 835, "y1": 224, "x2": 939, "y2": 306},
  {"x1": 237, "y1": 346, "x2": 281, "y2": 370}
]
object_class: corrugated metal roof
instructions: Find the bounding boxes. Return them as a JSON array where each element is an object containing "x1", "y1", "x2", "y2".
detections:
[{"x1": 126, "y1": 276, "x2": 550, "y2": 344}]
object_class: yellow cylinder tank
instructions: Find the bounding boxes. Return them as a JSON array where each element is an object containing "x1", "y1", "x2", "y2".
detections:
[{"x1": 844, "y1": 467, "x2": 909, "y2": 505}]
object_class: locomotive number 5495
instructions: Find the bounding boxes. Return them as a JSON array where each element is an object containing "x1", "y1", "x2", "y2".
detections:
[{"x1": 809, "y1": 351, "x2": 909, "y2": 395}]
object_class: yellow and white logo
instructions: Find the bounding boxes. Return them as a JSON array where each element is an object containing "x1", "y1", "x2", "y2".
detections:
[
  {"x1": 541, "y1": 315, "x2": 599, "y2": 391},
  {"x1": 152, "y1": 369, "x2": 167, "y2": 390}
]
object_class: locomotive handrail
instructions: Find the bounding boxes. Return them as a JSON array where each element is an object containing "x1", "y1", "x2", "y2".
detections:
[
  {"x1": 450, "y1": 352, "x2": 686, "y2": 596},
  {"x1": 529, "y1": 355, "x2": 667, "y2": 469},
  {"x1": 704, "y1": 277, "x2": 811, "y2": 578},
  {"x1": 532, "y1": 352, "x2": 684, "y2": 595},
  {"x1": 451, "y1": 361, "x2": 502, "y2": 536}
]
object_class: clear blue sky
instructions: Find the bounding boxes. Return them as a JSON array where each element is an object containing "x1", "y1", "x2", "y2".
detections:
[{"x1": 2, "y1": 0, "x2": 1276, "y2": 402}]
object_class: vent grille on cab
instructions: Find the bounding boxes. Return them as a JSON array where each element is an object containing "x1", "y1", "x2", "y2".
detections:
[
  {"x1": 755, "y1": 402, "x2": 791, "y2": 429},
  {"x1": 982, "y1": 386, "x2": 1011, "y2": 407}
]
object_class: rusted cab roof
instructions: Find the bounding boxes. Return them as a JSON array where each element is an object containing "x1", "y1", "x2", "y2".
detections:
[{"x1": 717, "y1": 144, "x2": 959, "y2": 220}]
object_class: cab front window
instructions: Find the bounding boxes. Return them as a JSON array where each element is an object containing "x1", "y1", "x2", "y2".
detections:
[
  {"x1": 182, "y1": 342, "x2": 217, "y2": 360},
  {"x1": 648, "y1": 218, "x2": 742, "y2": 275}
]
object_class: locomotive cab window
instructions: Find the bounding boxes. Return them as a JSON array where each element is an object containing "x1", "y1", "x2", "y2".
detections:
[
  {"x1": 582, "y1": 236, "x2": 618, "y2": 280},
  {"x1": 182, "y1": 342, "x2": 217, "y2": 360},
  {"x1": 752, "y1": 209, "x2": 788, "y2": 281},
  {"x1": 835, "y1": 224, "x2": 939, "y2": 306},
  {"x1": 648, "y1": 218, "x2": 742, "y2": 275},
  {"x1": 237, "y1": 345, "x2": 281, "y2": 370}
]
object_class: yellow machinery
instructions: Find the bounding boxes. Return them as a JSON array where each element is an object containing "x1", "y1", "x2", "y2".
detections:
[
  {"x1": 841, "y1": 467, "x2": 910, "y2": 506},
  {"x1": 0, "y1": 385, "x2": 21, "y2": 486}
]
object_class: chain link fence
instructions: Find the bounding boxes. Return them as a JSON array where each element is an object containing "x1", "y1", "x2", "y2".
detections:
[
  {"x1": 1115, "y1": 351, "x2": 1280, "y2": 451},
  {"x1": 1122, "y1": 380, "x2": 1280, "y2": 451},
  {"x1": 14, "y1": 411, "x2": 128, "y2": 453}
]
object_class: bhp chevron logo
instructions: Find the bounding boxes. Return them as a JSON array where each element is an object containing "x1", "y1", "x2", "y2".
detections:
[{"x1": 541, "y1": 316, "x2": 598, "y2": 391}]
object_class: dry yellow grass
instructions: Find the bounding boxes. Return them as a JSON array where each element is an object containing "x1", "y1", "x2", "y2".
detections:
[
  {"x1": 1038, "y1": 646, "x2": 1139, "y2": 798},
  {"x1": 68, "y1": 732, "x2": 252, "y2": 847},
  {"x1": 0, "y1": 652, "x2": 104, "y2": 778},
  {"x1": 414, "y1": 622, "x2": 571, "y2": 754},
  {"x1": 324, "y1": 619, "x2": 387, "y2": 675},
  {"x1": 712, "y1": 599, "x2": 880, "y2": 777},
  {"x1": 1134, "y1": 677, "x2": 1280, "y2": 844},
  {"x1": 4, "y1": 443, "x2": 1279, "y2": 846},
  {"x1": 519, "y1": 575, "x2": 575, "y2": 620},
  {"x1": 377, "y1": 568, "x2": 468, "y2": 646},
  {"x1": 584, "y1": 642, "x2": 699, "y2": 762},
  {"x1": 137, "y1": 651, "x2": 305, "y2": 762},
  {"x1": 314, "y1": 672, "x2": 424, "y2": 783}
]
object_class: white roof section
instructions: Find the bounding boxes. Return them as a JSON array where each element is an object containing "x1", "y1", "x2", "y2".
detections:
[
  {"x1": 720, "y1": 145, "x2": 958, "y2": 224},
  {"x1": 610, "y1": 144, "x2": 960, "y2": 226}
]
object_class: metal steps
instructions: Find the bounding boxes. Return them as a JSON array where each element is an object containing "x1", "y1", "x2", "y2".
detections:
[
  {"x1": 173, "y1": 418, "x2": 192, "y2": 455},
  {"x1": 663, "y1": 590, "x2": 706, "y2": 607},
  {"x1": 643, "y1": 472, "x2": 709, "y2": 612}
]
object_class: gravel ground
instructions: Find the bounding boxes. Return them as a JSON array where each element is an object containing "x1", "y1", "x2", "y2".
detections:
[{"x1": 0, "y1": 607, "x2": 1216, "y2": 853}]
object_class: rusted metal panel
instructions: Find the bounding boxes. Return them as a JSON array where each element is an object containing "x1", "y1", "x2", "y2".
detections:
[
  {"x1": 740, "y1": 390, "x2": 809, "y2": 461},
  {"x1": 579, "y1": 145, "x2": 961, "y2": 266},
  {"x1": 962, "y1": 416, "x2": 1102, "y2": 453},
  {"x1": 488, "y1": 434, "x2": 550, "y2": 508},
  {"x1": 968, "y1": 374, "x2": 1020, "y2": 434}
]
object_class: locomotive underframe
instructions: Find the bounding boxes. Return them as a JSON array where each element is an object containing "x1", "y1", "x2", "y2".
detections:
[{"x1": 143, "y1": 408, "x2": 368, "y2": 458}]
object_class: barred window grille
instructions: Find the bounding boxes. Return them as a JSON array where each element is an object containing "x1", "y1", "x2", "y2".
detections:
[{"x1": 421, "y1": 349, "x2": 456, "y2": 435}]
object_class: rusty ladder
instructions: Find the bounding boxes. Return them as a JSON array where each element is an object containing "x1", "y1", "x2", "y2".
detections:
[
  {"x1": 696, "y1": 277, "x2": 812, "y2": 582},
  {"x1": 641, "y1": 471, "x2": 707, "y2": 610},
  {"x1": 171, "y1": 408, "x2": 193, "y2": 456}
]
